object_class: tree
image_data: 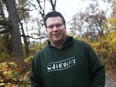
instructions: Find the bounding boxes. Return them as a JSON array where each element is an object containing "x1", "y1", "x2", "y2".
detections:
[
  {"x1": 70, "y1": 1, "x2": 107, "y2": 42},
  {"x1": 104, "y1": 0, "x2": 116, "y2": 32},
  {"x1": 2, "y1": 0, "x2": 24, "y2": 71},
  {"x1": 0, "y1": 1, "x2": 10, "y2": 34},
  {"x1": 17, "y1": 0, "x2": 30, "y2": 55},
  {"x1": 36, "y1": 0, "x2": 57, "y2": 19},
  {"x1": 0, "y1": 1, "x2": 13, "y2": 57},
  {"x1": 49, "y1": 0, "x2": 57, "y2": 11}
]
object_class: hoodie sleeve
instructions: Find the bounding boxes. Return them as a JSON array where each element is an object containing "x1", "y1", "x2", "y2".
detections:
[
  {"x1": 84, "y1": 42, "x2": 105, "y2": 87},
  {"x1": 30, "y1": 56, "x2": 44, "y2": 87}
]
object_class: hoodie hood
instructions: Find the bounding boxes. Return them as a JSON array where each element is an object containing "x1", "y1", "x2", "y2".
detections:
[{"x1": 48, "y1": 36, "x2": 74, "y2": 49}]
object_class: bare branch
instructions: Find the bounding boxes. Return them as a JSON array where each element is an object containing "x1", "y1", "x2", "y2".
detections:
[
  {"x1": 21, "y1": 35, "x2": 47, "y2": 40},
  {"x1": 36, "y1": 0, "x2": 45, "y2": 19},
  {"x1": 49, "y1": 0, "x2": 56, "y2": 11},
  {"x1": 0, "y1": 29, "x2": 10, "y2": 34}
]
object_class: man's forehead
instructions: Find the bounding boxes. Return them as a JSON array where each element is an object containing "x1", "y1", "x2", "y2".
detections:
[{"x1": 46, "y1": 17, "x2": 63, "y2": 25}]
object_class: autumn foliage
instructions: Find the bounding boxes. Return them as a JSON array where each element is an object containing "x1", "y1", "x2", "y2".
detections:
[
  {"x1": 0, "y1": 62, "x2": 31, "y2": 87},
  {"x1": 91, "y1": 31, "x2": 116, "y2": 69},
  {"x1": 0, "y1": 30, "x2": 116, "y2": 86}
]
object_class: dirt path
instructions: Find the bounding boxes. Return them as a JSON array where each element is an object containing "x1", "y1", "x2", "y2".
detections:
[{"x1": 105, "y1": 74, "x2": 116, "y2": 87}]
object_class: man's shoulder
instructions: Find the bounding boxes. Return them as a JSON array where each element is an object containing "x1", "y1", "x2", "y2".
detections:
[
  {"x1": 36, "y1": 45, "x2": 49, "y2": 55},
  {"x1": 74, "y1": 39, "x2": 88, "y2": 45},
  {"x1": 32, "y1": 45, "x2": 48, "y2": 60}
]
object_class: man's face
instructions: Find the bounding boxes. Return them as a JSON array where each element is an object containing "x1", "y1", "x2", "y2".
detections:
[{"x1": 46, "y1": 17, "x2": 66, "y2": 43}]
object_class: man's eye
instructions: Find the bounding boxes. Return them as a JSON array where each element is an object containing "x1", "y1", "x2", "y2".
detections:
[
  {"x1": 56, "y1": 24, "x2": 62, "y2": 27},
  {"x1": 47, "y1": 23, "x2": 63, "y2": 29},
  {"x1": 48, "y1": 25, "x2": 54, "y2": 29}
]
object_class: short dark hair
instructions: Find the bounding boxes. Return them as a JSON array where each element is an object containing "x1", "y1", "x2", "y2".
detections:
[{"x1": 43, "y1": 11, "x2": 66, "y2": 28}]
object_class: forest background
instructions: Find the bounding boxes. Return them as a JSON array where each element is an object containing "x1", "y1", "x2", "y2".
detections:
[{"x1": 0, "y1": 0, "x2": 116, "y2": 86}]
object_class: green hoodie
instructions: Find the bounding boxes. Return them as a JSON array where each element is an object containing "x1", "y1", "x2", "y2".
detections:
[{"x1": 30, "y1": 36, "x2": 105, "y2": 87}]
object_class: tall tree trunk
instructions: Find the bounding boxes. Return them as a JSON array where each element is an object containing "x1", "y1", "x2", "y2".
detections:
[{"x1": 2, "y1": 0, "x2": 24, "y2": 71}]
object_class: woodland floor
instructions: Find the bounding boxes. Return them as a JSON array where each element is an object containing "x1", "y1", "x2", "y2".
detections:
[{"x1": 105, "y1": 69, "x2": 116, "y2": 87}]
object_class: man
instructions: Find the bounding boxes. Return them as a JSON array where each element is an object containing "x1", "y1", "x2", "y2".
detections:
[{"x1": 30, "y1": 11, "x2": 105, "y2": 87}]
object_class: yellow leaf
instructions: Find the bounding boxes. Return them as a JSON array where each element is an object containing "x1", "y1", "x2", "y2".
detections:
[
  {"x1": 0, "y1": 78, "x2": 4, "y2": 82},
  {"x1": 8, "y1": 62, "x2": 17, "y2": 67},
  {"x1": 3, "y1": 71, "x2": 8, "y2": 75},
  {"x1": 0, "y1": 83, "x2": 5, "y2": 86}
]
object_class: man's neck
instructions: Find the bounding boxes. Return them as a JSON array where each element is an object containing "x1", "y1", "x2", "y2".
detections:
[{"x1": 51, "y1": 37, "x2": 66, "y2": 49}]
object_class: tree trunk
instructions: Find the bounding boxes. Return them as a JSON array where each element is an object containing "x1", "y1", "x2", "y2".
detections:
[
  {"x1": 2, "y1": 0, "x2": 24, "y2": 71},
  {"x1": 20, "y1": 22, "x2": 30, "y2": 55}
]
